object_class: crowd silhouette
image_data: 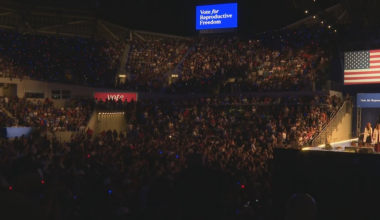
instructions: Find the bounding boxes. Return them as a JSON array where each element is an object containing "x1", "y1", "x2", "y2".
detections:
[
  {"x1": 0, "y1": 26, "x2": 334, "y2": 94},
  {"x1": 0, "y1": 25, "x2": 339, "y2": 219},
  {"x1": 0, "y1": 93, "x2": 343, "y2": 219}
]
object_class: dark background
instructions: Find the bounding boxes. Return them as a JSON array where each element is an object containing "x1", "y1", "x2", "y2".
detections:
[
  {"x1": 3, "y1": 0, "x2": 341, "y2": 36},
  {"x1": 274, "y1": 148, "x2": 380, "y2": 220}
]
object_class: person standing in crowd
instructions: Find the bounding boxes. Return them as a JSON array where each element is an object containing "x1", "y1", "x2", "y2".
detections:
[
  {"x1": 364, "y1": 123, "x2": 373, "y2": 147},
  {"x1": 86, "y1": 127, "x2": 93, "y2": 140}
]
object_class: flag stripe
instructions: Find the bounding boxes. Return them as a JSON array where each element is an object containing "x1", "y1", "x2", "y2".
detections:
[
  {"x1": 345, "y1": 69, "x2": 380, "y2": 73},
  {"x1": 345, "y1": 78, "x2": 380, "y2": 83},
  {"x1": 344, "y1": 80, "x2": 380, "y2": 86},
  {"x1": 344, "y1": 73, "x2": 380, "y2": 78},
  {"x1": 344, "y1": 76, "x2": 380, "y2": 80}
]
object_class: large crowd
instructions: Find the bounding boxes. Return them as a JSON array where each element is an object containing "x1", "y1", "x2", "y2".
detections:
[
  {"x1": 0, "y1": 93, "x2": 344, "y2": 219},
  {"x1": 126, "y1": 39, "x2": 193, "y2": 83},
  {"x1": 118, "y1": 27, "x2": 334, "y2": 93},
  {"x1": 0, "y1": 31, "x2": 125, "y2": 87},
  {"x1": 0, "y1": 96, "x2": 94, "y2": 131},
  {"x1": 0, "y1": 26, "x2": 334, "y2": 94},
  {"x1": 0, "y1": 24, "x2": 340, "y2": 219}
]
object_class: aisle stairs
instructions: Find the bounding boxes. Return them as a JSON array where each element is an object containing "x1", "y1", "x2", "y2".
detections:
[{"x1": 311, "y1": 101, "x2": 352, "y2": 147}]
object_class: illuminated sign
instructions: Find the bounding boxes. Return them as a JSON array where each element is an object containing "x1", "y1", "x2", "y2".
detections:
[
  {"x1": 196, "y1": 3, "x2": 237, "y2": 30},
  {"x1": 94, "y1": 92, "x2": 137, "y2": 102}
]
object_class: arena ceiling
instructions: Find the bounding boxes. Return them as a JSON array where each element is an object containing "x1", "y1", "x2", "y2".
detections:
[{"x1": 0, "y1": 0, "x2": 345, "y2": 36}]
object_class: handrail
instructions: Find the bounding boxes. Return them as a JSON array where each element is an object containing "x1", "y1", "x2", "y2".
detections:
[{"x1": 311, "y1": 101, "x2": 348, "y2": 146}]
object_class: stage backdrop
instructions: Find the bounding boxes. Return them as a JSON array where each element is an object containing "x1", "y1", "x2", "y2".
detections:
[
  {"x1": 356, "y1": 94, "x2": 380, "y2": 131},
  {"x1": 357, "y1": 93, "x2": 380, "y2": 108}
]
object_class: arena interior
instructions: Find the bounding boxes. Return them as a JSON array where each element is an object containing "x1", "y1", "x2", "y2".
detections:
[{"x1": 0, "y1": 0, "x2": 379, "y2": 219}]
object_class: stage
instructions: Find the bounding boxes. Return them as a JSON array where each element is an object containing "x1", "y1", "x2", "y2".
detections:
[{"x1": 303, "y1": 138, "x2": 379, "y2": 153}]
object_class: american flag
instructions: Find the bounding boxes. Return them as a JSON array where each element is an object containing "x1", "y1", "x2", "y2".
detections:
[{"x1": 344, "y1": 49, "x2": 380, "y2": 85}]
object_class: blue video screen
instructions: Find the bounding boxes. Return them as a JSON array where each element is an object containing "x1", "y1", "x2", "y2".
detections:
[
  {"x1": 196, "y1": 3, "x2": 238, "y2": 30},
  {"x1": 357, "y1": 93, "x2": 380, "y2": 108}
]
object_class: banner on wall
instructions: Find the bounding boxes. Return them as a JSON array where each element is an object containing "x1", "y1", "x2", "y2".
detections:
[
  {"x1": 357, "y1": 93, "x2": 380, "y2": 108},
  {"x1": 94, "y1": 92, "x2": 138, "y2": 102}
]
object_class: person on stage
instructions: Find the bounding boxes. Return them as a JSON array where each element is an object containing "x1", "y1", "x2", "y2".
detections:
[
  {"x1": 373, "y1": 124, "x2": 380, "y2": 152},
  {"x1": 364, "y1": 123, "x2": 373, "y2": 147}
]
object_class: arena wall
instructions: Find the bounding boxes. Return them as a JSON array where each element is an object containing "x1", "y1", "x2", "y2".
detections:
[
  {"x1": 0, "y1": 78, "x2": 128, "y2": 107},
  {"x1": 0, "y1": 78, "x2": 337, "y2": 107}
]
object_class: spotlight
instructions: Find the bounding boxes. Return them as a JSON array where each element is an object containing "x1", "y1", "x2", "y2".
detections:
[
  {"x1": 321, "y1": 21, "x2": 324, "y2": 24},
  {"x1": 328, "y1": 25, "x2": 331, "y2": 28},
  {"x1": 305, "y1": 10, "x2": 308, "y2": 14},
  {"x1": 313, "y1": 16, "x2": 316, "y2": 19}
]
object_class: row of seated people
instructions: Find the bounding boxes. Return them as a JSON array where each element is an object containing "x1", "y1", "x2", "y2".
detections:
[
  {"x1": 0, "y1": 31, "x2": 125, "y2": 87},
  {"x1": 0, "y1": 27, "x2": 332, "y2": 93},
  {"x1": 0, "y1": 94, "x2": 339, "y2": 219},
  {"x1": 98, "y1": 94, "x2": 343, "y2": 147},
  {"x1": 126, "y1": 39, "x2": 193, "y2": 82},
  {"x1": 0, "y1": 96, "x2": 95, "y2": 132},
  {"x1": 118, "y1": 26, "x2": 333, "y2": 93},
  {"x1": 0, "y1": 92, "x2": 343, "y2": 143}
]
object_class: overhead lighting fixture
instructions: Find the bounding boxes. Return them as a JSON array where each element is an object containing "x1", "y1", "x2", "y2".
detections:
[
  {"x1": 118, "y1": 74, "x2": 126, "y2": 78},
  {"x1": 313, "y1": 16, "x2": 316, "y2": 19},
  {"x1": 171, "y1": 74, "x2": 178, "y2": 78},
  {"x1": 334, "y1": 30, "x2": 337, "y2": 32},
  {"x1": 305, "y1": 10, "x2": 308, "y2": 14},
  {"x1": 321, "y1": 21, "x2": 324, "y2": 24},
  {"x1": 328, "y1": 25, "x2": 331, "y2": 28}
]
